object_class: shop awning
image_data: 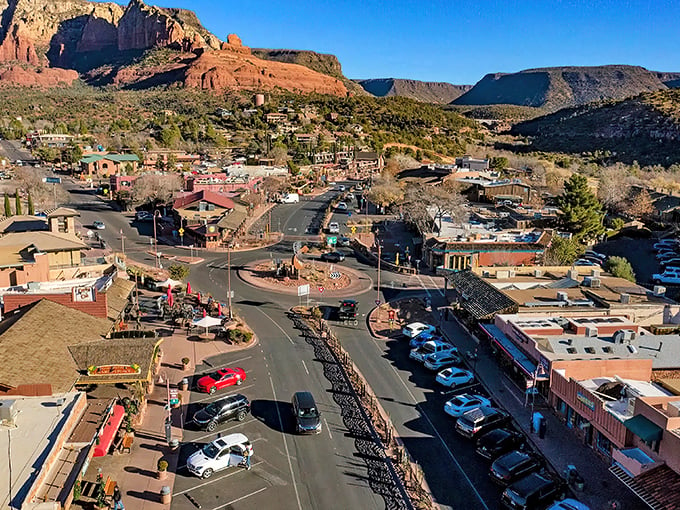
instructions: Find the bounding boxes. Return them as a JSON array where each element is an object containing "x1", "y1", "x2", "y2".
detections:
[
  {"x1": 93, "y1": 404, "x2": 125, "y2": 457},
  {"x1": 481, "y1": 324, "x2": 537, "y2": 377},
  {"x1": 624, "y1": 415, "x2": 663, "y2": 443}
]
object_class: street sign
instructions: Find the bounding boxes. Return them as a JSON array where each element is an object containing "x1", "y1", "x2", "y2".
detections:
[
  {"x1": 227, "y1": 291, "x2": 234, "y2": 298},
  {"x1": 351, "y1": 226, "x2": 357, "y2": 234},
  {"x1": 297, "y1": 284, "x2": 310, "y2": 296},
  {"x1": 327, "y1": 236, "x2": 337, "y2": 246},
  {"x1": 42, "y1": 177, "x2": 61, "y2": 184},
  {"x1": 169, "y1": 389, "x2": 179, "y2": 405},
  {"x1": 318, "y1": 286, "x2": 324, "y2": 293},
  {"x1": 375, "y1": 299, "x2": 381, "y2": 306},
  {"x1": 178, "y1": 227, "x2": 184, "y2": 236}
]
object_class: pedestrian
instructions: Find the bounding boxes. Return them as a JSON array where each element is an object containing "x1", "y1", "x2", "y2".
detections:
[
  {"x1": 242, "y1": 447, "x2": 252, "y2": 470},
  {"x1": 111, "y1": 486, "x2": 124, "y2": 510}
]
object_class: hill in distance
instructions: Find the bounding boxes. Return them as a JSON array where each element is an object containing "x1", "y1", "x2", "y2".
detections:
[
  {"x1": 453, "y1": 65, "x2": 675, "y2": 112},
  {"x1": 0, "y1": 0, "x2": 347, "y2": 96},
  {"x1": 355, "y1": 78, "x2": 472, "y2": 104},
  {"x1": 510, "y1": 89, "x2": 680, "y2": 166}
]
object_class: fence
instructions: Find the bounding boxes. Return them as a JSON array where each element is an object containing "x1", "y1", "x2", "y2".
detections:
[{"x1": 290, "y1": 309, "x2": 437, "y2": 510}]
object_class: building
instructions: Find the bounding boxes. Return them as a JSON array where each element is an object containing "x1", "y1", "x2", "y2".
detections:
[
  {"x1": 79, "y1": 154, "x2": 140, "y2": 178},
  {"x1": 265, "y1": 112, "x2": 288, "y2": 124},
  {"x1": 455, "y1": 155, "x2": 490, "y2": 171},
  {"x1": 109, "y1": 175, "x2": 138, "y2": 197},
  {"x1": 142, "y1": 150, "x2": 201, "y2": 171},
  {"x1": 464, "y1": 178, "x2": 535, "y2": 205},
  {"x1": 185, "y1": 173, "x2": 262, "y2": 194},
  {"x1": 27, "y1": 133, "x2": 75, "y2": 149}
]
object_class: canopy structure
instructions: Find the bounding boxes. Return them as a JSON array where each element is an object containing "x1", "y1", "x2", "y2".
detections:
[
  {"x1": 155, "y1": 278, "x2": 183, "y2": 289},
  {"x1": 93, "y1": 404, "x2": 125, "y2": 457},
  {"x1": 192, "y1": 316, "x2": 223, "y2": 335},
  {"x1": 624, "y1": 415, "x2": 663, "y2": 443}
]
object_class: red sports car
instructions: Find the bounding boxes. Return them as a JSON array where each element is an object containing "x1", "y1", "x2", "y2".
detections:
[{"x1": 197, "y1": 368, "x2": 246, "y2": 394}]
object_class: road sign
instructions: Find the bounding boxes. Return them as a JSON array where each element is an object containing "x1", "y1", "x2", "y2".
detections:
[
  {"x1": 375, "y1": 299, "x2": 381, "y2": 306},
  {"x1": 297, "y1": 284, "x2": 310, "y2": 296},
  {"x1": 178, "y1": 227, "x2": 184, "y2": 236},
  {"x1": 169, "y1": 389, "x2": 179, "y2": 405},
  {"x1": 318, "y1": 286, "x2": 324, "y2": 294},
  {"x1": 227, "y1": 291, "x2": 234, "y2": 298},
  {"x1": 351, "y1": 226, "x2": 357, "y2": 234},
  {"x1": 42, "y1": 177, "x2": 61, "y2": 184},
  {"x1": 327, "y1": 236, "x2": 337, "y2": 246}
]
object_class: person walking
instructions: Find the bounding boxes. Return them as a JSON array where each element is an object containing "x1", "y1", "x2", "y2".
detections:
[
  {"x1": 242, "y1": 447, "x2": 252, "y2": 470},
  {"x1": 111, "y1": 486, "x2": 124, "y2": 510}
]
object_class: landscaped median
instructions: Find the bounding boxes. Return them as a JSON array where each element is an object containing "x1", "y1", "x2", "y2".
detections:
[{"x1": 289, "y1": 306, "x2": 438, "y2": 510}]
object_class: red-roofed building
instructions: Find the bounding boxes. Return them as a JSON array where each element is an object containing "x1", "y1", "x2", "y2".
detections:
[{"x1": 172, "y1": 190, "x2": 242, "y2": 248}]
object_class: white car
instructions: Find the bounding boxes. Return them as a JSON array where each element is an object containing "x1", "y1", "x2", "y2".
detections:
[
  {"x1": 336, "y1": 185, "x2": 346, "y2": 192},
  {"x1": 423, "y1": 352, "x2": 461, "y2": 371},
  {"x1": 328, "y1": 222, "x2": 340, "y2": 234},
  {"x1": 402, "y1": 322, "x2": 436, "y2": 339},
  {"x1": 653, "y1": 270, "x2": 680, "y2": 285},
  {"x1": 444, "y1": 394, "x2": 491, "y2": 418},
  {"x1": 92, "y1": 221, "x2": 106, "y2": 230},
  {"x1": 280, "y1": 193, "x2": 300, "y2": 204},
  {"x1": 410, "y1": 340, "x2": 456, "y2": 363},
  {"x1": 336, "y1": 202, "x2": 348, "y2": 211},
  {"x1": 186, "y1": 434, "x2": 253, "y2": 479},
  {"x1": 436, "y1": 367, "x2": 474, "y2": 388}
]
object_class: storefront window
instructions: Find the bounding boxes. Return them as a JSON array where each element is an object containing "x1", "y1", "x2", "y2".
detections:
[{"x1": 596, "y1": 431, "x2": 612, "y2": 456}]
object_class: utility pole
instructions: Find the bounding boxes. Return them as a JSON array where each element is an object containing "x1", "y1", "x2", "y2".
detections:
[
  {"x1": 120, "y1": 230, "x2": 125, "y2": 257},
  {"x1": 153, "y1": 210, "x2": 160, "y2": 268},
  {"x1": 227, "y1": 245, "x2": 233, "y2": 320},
  {"x1": 377, "y1": 243, "x2": 381, "y2": 305}
]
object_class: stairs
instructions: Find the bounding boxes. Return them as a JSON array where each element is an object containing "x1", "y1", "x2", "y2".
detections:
[{"x1": 609, "y1": 464, "x2": 665, "y2": 510}]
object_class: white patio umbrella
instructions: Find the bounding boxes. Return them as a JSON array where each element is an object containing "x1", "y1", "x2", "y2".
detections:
[{"x1": 192, "y1": 316, "x2": 223, "y2": 335}]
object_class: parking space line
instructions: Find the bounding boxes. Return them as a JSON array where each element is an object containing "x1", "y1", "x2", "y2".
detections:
[
  {"x1": 192, "y1": 384, "x2": 255, "y2": 403},
  {"x1": 301, "y1": 360, "x2": 309, "y2": 375},
  {"x1": 268, "y1": 374, "x2": 303, "y2": 510},
  {"x1": 192, "y1": 357, "x2": 253, "y2": 377},
  {"x1": 257, "y1": 308, "x2": 295, "y2": 345},
  {"x1": 208, "y1": 487, "x2": 268, "y2": 510},
  {"x1": 190, "y1": 418, "x2": 258, "y2": 442},
  {"x1": 173, "y1": 461, "x2": 264, "y2": 496}
]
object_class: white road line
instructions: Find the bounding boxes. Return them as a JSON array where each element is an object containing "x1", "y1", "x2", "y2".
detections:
[
  {"x1": 324, "y1": 417, "x2": 332, "y2": 439},
  {"x1": 191, "y1": 384, "x2": 255, "y2": 403},
  {"x1": 415, "y1": 275, "x2": 432, "y2": 297},
  {"x1": 208, "y1": 487, "x2": 268, "y2": 510},
  {"x1": 374, "y1": 338, "x2": 491, "y2": 510},
  {"x1": 268, "y1": 374, "x2": 303, "y2": 510},
  {"x1": 429, "y1": 275, "x2": 445, "y2": 297},
  {"x1": 301, "y1": 360, "x2": 309, "y2": 375},
  {"x1": 173, "y1": 461, "x2": 264, "y2": 496},
  {"x1": 257, "y1": 308, "x2": 296, "y2": 345},
  {"x1": 191, "y1": 418, "x2": 258, "y2": 442}
]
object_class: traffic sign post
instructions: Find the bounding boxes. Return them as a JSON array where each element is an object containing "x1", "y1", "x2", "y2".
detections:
[
  {"x1": 42, "y1": 176, "x2": 61, "y2": 209},
  {"x1": 327, "y1": 236, "x2": 337, "y2": 247},
  {"x1": 375, "y1": 299, "x2": 381, "y2": 306}
]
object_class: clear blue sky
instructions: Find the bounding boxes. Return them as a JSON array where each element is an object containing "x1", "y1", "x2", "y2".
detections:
[{"x1": 146, "y1": 0, "x2": 679, "y2": 84}]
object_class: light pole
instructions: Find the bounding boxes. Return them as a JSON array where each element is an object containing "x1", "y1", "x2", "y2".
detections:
[
  {"x1": 189, "y1": 244, "x2": 194, "y2": 263},
  {"x1": 377, "y1": 243, "x2": 382, "y2": 305},
  {"x1": 227, "y1": 244, "x2": 233, "y2": 320},
  {"x1": 152, "y1": 210, "x2": 162, "y2": 267}
]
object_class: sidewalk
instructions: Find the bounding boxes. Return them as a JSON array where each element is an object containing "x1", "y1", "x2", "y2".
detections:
[
  {"x1": 434, "y1": 303, "x2": 646, "y2": 510},
  {"x1": 86, "y1": 302, "x2": 256, "y2": 509}
]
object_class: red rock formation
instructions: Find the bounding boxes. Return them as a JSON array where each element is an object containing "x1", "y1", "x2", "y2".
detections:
[
  {"x1": 0, "y1": 25, "x2": 40, "y2": 65},
  {"x1": 0, "y1": 66, "x2": 78, "y2": 87}
]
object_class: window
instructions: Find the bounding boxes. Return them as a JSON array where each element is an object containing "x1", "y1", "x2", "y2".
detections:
[{"x1": 596, "y1": 431, "x2": 612, "y2": 456}]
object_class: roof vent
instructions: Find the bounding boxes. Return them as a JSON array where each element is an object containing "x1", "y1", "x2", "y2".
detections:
[
  {"x1": 585, "y1": 326, "x2": 598, "y2": 337},
  {"x1": 557, "y1": 291, "x2": 569, "y2": 302},
  {"x1": 567, "y1": 269, "x2": 579, "y2": 280},
  {"x1": 533, "y1": 269, "x2": 543, "y2": 278},
  {"x1": 0, "y1": 400, "x2": 18, "y2": 425},
  {"x1": 620, "y1": 293, "x2": 631, "y2": 304},
  {"x1": 27, "y1": 281, "x2": 41, "y2": 291},
  {"x1": 654, "y1": 285, "x2": 666, "y2": 296},
  {"x1": 613, "y1": 329, "x2": 636, "y2": 344}
]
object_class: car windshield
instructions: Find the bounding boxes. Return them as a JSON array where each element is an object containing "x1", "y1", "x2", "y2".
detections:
[
  {"x1": 451, "y1": 397, "x2": 466, "y2": 406},
  {"x1": 422, "y1": 343, "x2": 437, "y2": 354},
  {"x1": 202, "y1": 443, "x2": 220, "y2": 458},
  {"x1": 440, "y1": 368, "x2": 452, "y2": 377},
  {"x1": 298, "y1": 407, "x2": 318, "y2": 418},
  {"x1": 203, "y1": 403, "x2": 220, "y2": 416},
  {"x1": 506, "y1": 489, "x2": 526, "y2": 505}
]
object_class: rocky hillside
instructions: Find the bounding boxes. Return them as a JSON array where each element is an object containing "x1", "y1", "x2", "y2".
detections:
[
  {"x1": 510, "y1": 89, "x2": 680, "y2": 166},
  {"x1": 356, "y1": 78, "x2": 471, "y2": 104},
  {"x1": 0, "y1": 0, "x2": 347, "y2": 96},
  {"x1": 453, "y1": 65, "x2": 669, "y2": 112}
]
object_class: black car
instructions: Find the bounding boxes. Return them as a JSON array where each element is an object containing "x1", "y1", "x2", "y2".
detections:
[
  {"x1": 490, "y1": 450, "x2": 542, "y2": 486},
  {"x1": 321, "y1": 251, "x2": 345, "y2": 262},
  {"x1": 338, "y1": 299, "x2": 358, "y2": 322},
  {"x1": 292, "y1": 391, "x2": 322, "y2": 434},
  {"x1": 456, "y1": 407, "x2": 511, "y2": 439},
  {"x1": 476, "y1": 429, "x2": 525, "y2": 460},
  {"x1": 192, "y1": 393, "x2": 250, "y2": 431},
  {"x1": 501, "y1": 473, "x2": 563, "y2": 510}
]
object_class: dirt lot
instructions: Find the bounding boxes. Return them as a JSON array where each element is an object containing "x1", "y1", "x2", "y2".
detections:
[{"x1": 370, "y1": 297, "x2": 433, "y2": 338}]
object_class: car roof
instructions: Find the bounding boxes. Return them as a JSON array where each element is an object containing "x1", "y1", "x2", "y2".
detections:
[
  {"x1": 406, "y1": 322, "x2": 428, "y2": 329},
  {"x1": 508, "y1": 472, "x2": 553, "y2": 494},
  {"x1": 211, "y1": 433, "x2": 249, "y2": 448},
  {"x1": 293, "y1": 391, "x2": 316, "y2": 407},
  {"x1": 548, "y1": 499, "x2": 590, "y2": 510}
]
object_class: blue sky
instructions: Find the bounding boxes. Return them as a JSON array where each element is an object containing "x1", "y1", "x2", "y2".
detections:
[{"x1": 144, "y1": 0, "x2": 678, "y2": 84}]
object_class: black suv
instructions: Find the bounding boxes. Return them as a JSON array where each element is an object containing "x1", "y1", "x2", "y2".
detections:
[
  {"x1": 192, "y1": 393, "x2": 250, "y2": 431},
  {"x1": 501, "y1": 473, "x2": 562, "y2": 510},
  {"x1": 456, "y1": 407, "x2": 511, "y2": 439},
  {"x1": 338, "y1": 300, "x2": 358, "y2": 324},
  {"x1": 476, "y1": 428, "x2": 525, "y2": 460},
  {"x1": 490, "y1": 450, "x2": 542, "y2": 486}
]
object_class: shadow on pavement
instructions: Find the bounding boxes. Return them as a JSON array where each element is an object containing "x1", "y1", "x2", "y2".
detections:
[{"x1": 251, "y1": 399, "x2": 294, "y2": 434}]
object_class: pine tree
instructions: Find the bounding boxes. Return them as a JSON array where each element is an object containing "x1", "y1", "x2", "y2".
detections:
[
  {"x1": 27, "y1": 191, "x2": 34, "y2": 215},
  {"x1": 556, "y1": 174, "x2": 604, "y2": 242},
  {"x1": 4, "y1": 193, "x2": 10, "y2": 217},
  {"x1": 14, "y1": 190, "x2": 22, "y2": 215}
]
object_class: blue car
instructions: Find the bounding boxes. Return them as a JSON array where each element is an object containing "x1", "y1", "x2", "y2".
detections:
[{"x1": 409, "y1": 331, "x2": 444, "y2": 349}]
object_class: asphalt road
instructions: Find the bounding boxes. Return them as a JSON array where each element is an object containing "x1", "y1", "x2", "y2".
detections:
[{"x1": 0, "y1": 139, "x2": 34, "y2": 164}]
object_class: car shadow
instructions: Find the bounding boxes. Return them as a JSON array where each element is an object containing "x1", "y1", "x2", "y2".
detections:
[{"x1": 250, "y1": 399, "x2": 294, "y2": 434}]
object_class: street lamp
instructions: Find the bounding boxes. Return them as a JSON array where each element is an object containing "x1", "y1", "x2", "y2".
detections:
[
  {"x1": 227, "y1": 243, "x2": 233, "y2": 320},
  {"x1": 153, "y1": 210, "x2": 161, "y2": 268},
  {"x1": 376, "y1": 242, "x2": 382, "y2": 305},
  {"x1": 189, "y1": 244, "x2": 194, "y2": 263}
]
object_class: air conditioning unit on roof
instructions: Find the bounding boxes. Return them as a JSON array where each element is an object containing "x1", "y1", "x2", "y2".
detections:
[{"x1": 585, "y1": 326, "x2": 598, "y2": 337}]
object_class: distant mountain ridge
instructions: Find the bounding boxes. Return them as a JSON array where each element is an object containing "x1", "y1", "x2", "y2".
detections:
[
  {"x1": 356, "y1": 78, "x2": 472, "y2": 104},
  {"x1": 453, "y1": 65, "x2": 675, "y2": 112}
]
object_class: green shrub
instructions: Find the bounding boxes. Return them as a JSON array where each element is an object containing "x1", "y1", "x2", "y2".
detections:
[
  {"x1": 168, "y1": 264, "x2": 189, "y2": 281},
  {"x1": 226, "y1": 328, "x2": 253, "y2": 344},
  {"x1": 157, "y1": 459, "x2": 168, "y2": 471},
  {"x1": 605, "y1": 256, "x2": 636, "y2": 282}
]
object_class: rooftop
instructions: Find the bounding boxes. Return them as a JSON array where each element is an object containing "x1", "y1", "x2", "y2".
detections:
[
  {"x1": 579, "y1": 377, "x2": 672, "y2": 421},
  {"x1": 0, "y1": 231, "x2": 87, "y2": 252}
]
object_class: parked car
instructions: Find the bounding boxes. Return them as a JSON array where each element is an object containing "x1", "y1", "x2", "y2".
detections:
[
  {"x1": 584, "y1": 250, "x2": 607, "y2": 263},
  {"x1": 292, "y1": 391, "x2": 322, "y2": 434},
  {"x1": 196, "y1": 367, "x2": 246, "y2": 394},
  {"x1": 92, "y1": 220, "x2": 106, "y2": 230},
  {"x1": 652, "y1": 269, "x2": 680, "y2": 284},
  {"x1": 279, "y1": 193, "x2": 300, "y2": 204},
  {"x1": 192, "y1": 394, "x2": 250, "y2": 431},
  {"x1": 402, "y1": 322, "x2": 436, "y2": 339},
  {"x1": 574, "y1": 259, "x2": 599, "y2": 267},
  {"x1": 656, "y1": 250, "x2": 679, "y2": 260},
  {"x1": 444, "y1": 394, "x2": 492, "y2": 419},
  {"x1": 409, "y1": 331, "x2": 443, "y2": 349},
  {"x1": 135, "y1": 211, "x2": 152, "y2": 222},
  {"x1": 346, "y1": 193, "x2": 355, "y2": 201},
  {"x1": 410, "y1": 340, "x2": 457, "y2": 362},
  {"x1": 654, "y1": 240, "x2": 680, "y2": 251},
  {"x1": 321, "y1": 251, "x2": 345, "y2": 262},
  {"x1": 424, "y1": 352, "x2": 461, "y2": 370},
  {"x1": 455, "y1": 407, "x2": 510, "y2": 439},
  {"x1": 476, "y1": 428, "x2": 525, "y2": 460},
  {"x1": 490, "y1": 450, "x2": 542, "y2": 486},
  {"x1": 336, "y1": 202, "x2": 348, "y2": 211},
  {"x1": 436, "y1": 367, "x2": 474, "y2": 388},
  {"x1": 338, "y1": 236, "x2": 351, "y2": 247},
  {"x1": 186, "y1": 434, "x2": 253, "y2": 478},
  {"x1": 661, "y1": 258, "x2": 680, "y2": 268},
  {"x1": 500, "y1": 473, "x2": 562, "y2": 509},
  {"x1": 336, "y1": 185, "x2": 346, "y2": 192},
  {"x1": 328, "y1": 222, "x2": 340, "y2": 234},
  {"x1": 547, "y1": 499, "x2": 590, "y2": 510}
]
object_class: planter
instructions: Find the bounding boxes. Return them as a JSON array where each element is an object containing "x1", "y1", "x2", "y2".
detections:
[
  {"x1": 157, "y1": 469, "x2": 167, "y2": 480},
  {"x1": 160, "y1": 485, "x2": 171, "y2": 504},
  {"x1": 181, "y1": 358, "x2": 191, "y2": 371},
  {"x1": 178, "y1": 378, "x2": 189, "y2": 391}
]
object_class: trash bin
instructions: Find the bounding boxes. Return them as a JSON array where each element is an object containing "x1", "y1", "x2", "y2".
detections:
[
  {"x1": 178, "y1": 378, "x2": 189, "y2": 391},
  {"x1": 532, "y1": 412, "x2": 546, "y2": 437},
  {"x1": 160, "y1": 485, "x2": 171, "y2": 504},
  {"x1": 538, "y1": 416, "x2": 547, "y2": 439}
]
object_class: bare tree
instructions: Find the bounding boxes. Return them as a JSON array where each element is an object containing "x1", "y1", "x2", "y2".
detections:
[
  {"x1": 269, "y1": 146, "x2": 288, "y2": 166},
  {"x1": 402, "y1": 182, "x2": 467, "y2": 234},
  {"x1": 15, "y1": 167, "x2": 68, "y2": 211},
  {"x1": 598, "y1": 165, "x2": 631, "y2": 212},
  {"x1": 364, "y1": 175, "x2": 404, "y2": 211},
  {"x1": 131, "y1": 174, "x2": 183, "y2": 206},
  {"x1": 627, "y1": 189, "x2": 654, "y2": 219}
]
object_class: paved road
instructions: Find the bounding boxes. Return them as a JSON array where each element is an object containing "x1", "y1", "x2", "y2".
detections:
[{"x1": 0, "y1": 139, "x2": 34, "y2": 163}]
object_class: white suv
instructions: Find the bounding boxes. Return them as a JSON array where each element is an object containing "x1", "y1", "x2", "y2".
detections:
[
  {"x1": 328, "y1": 222, "x2": 340, "y2": 234},
  {"x1": 410, "y1": 340, "x2": 456, "y2": 362},
  {"x1": 653, "y1": 269, "x2": 680, "y2": 285},
  {"x1": 187, "y1": 433, "x2": 253, "y2": 478},
  {"x1": 402, "y1": 322, "x2": 436, "y2": 339}
]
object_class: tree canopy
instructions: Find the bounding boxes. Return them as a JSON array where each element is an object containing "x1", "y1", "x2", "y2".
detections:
[
  {"x1": 605, "y1": 256, "x2": 636, "y2": 282},
  {"x1": 556, "y1": 174, "x2": 604, "y2": 242}
]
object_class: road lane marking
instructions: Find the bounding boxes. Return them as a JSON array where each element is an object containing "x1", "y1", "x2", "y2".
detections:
[
  {"x1": 190, "y1": 418, "x2": 258, "y2": 442},
  {"x1": 324, "y1": 417, "x2": 332, "y2": 439},
  {"x1": 301, "y1": 360, "x2": 309, "y2": 375},
  {"x1": 208, "y1": 487, "x2": 268, "y2": 510},
  {"x1": 256, "y1": 308, "x2": 295, "y2": 345},
  {"x1": 268, "y1": 374, "x2": 303, "y2": 510},
  {"x1": 428, "y1": 275, "x2": 445, "y2": 296},
  {"x1": 173, "y1": 461, "x2": 264, "y2": 496},
  {"x1": 415, "y1": 275, "x2": 431, "y2": 297}
]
